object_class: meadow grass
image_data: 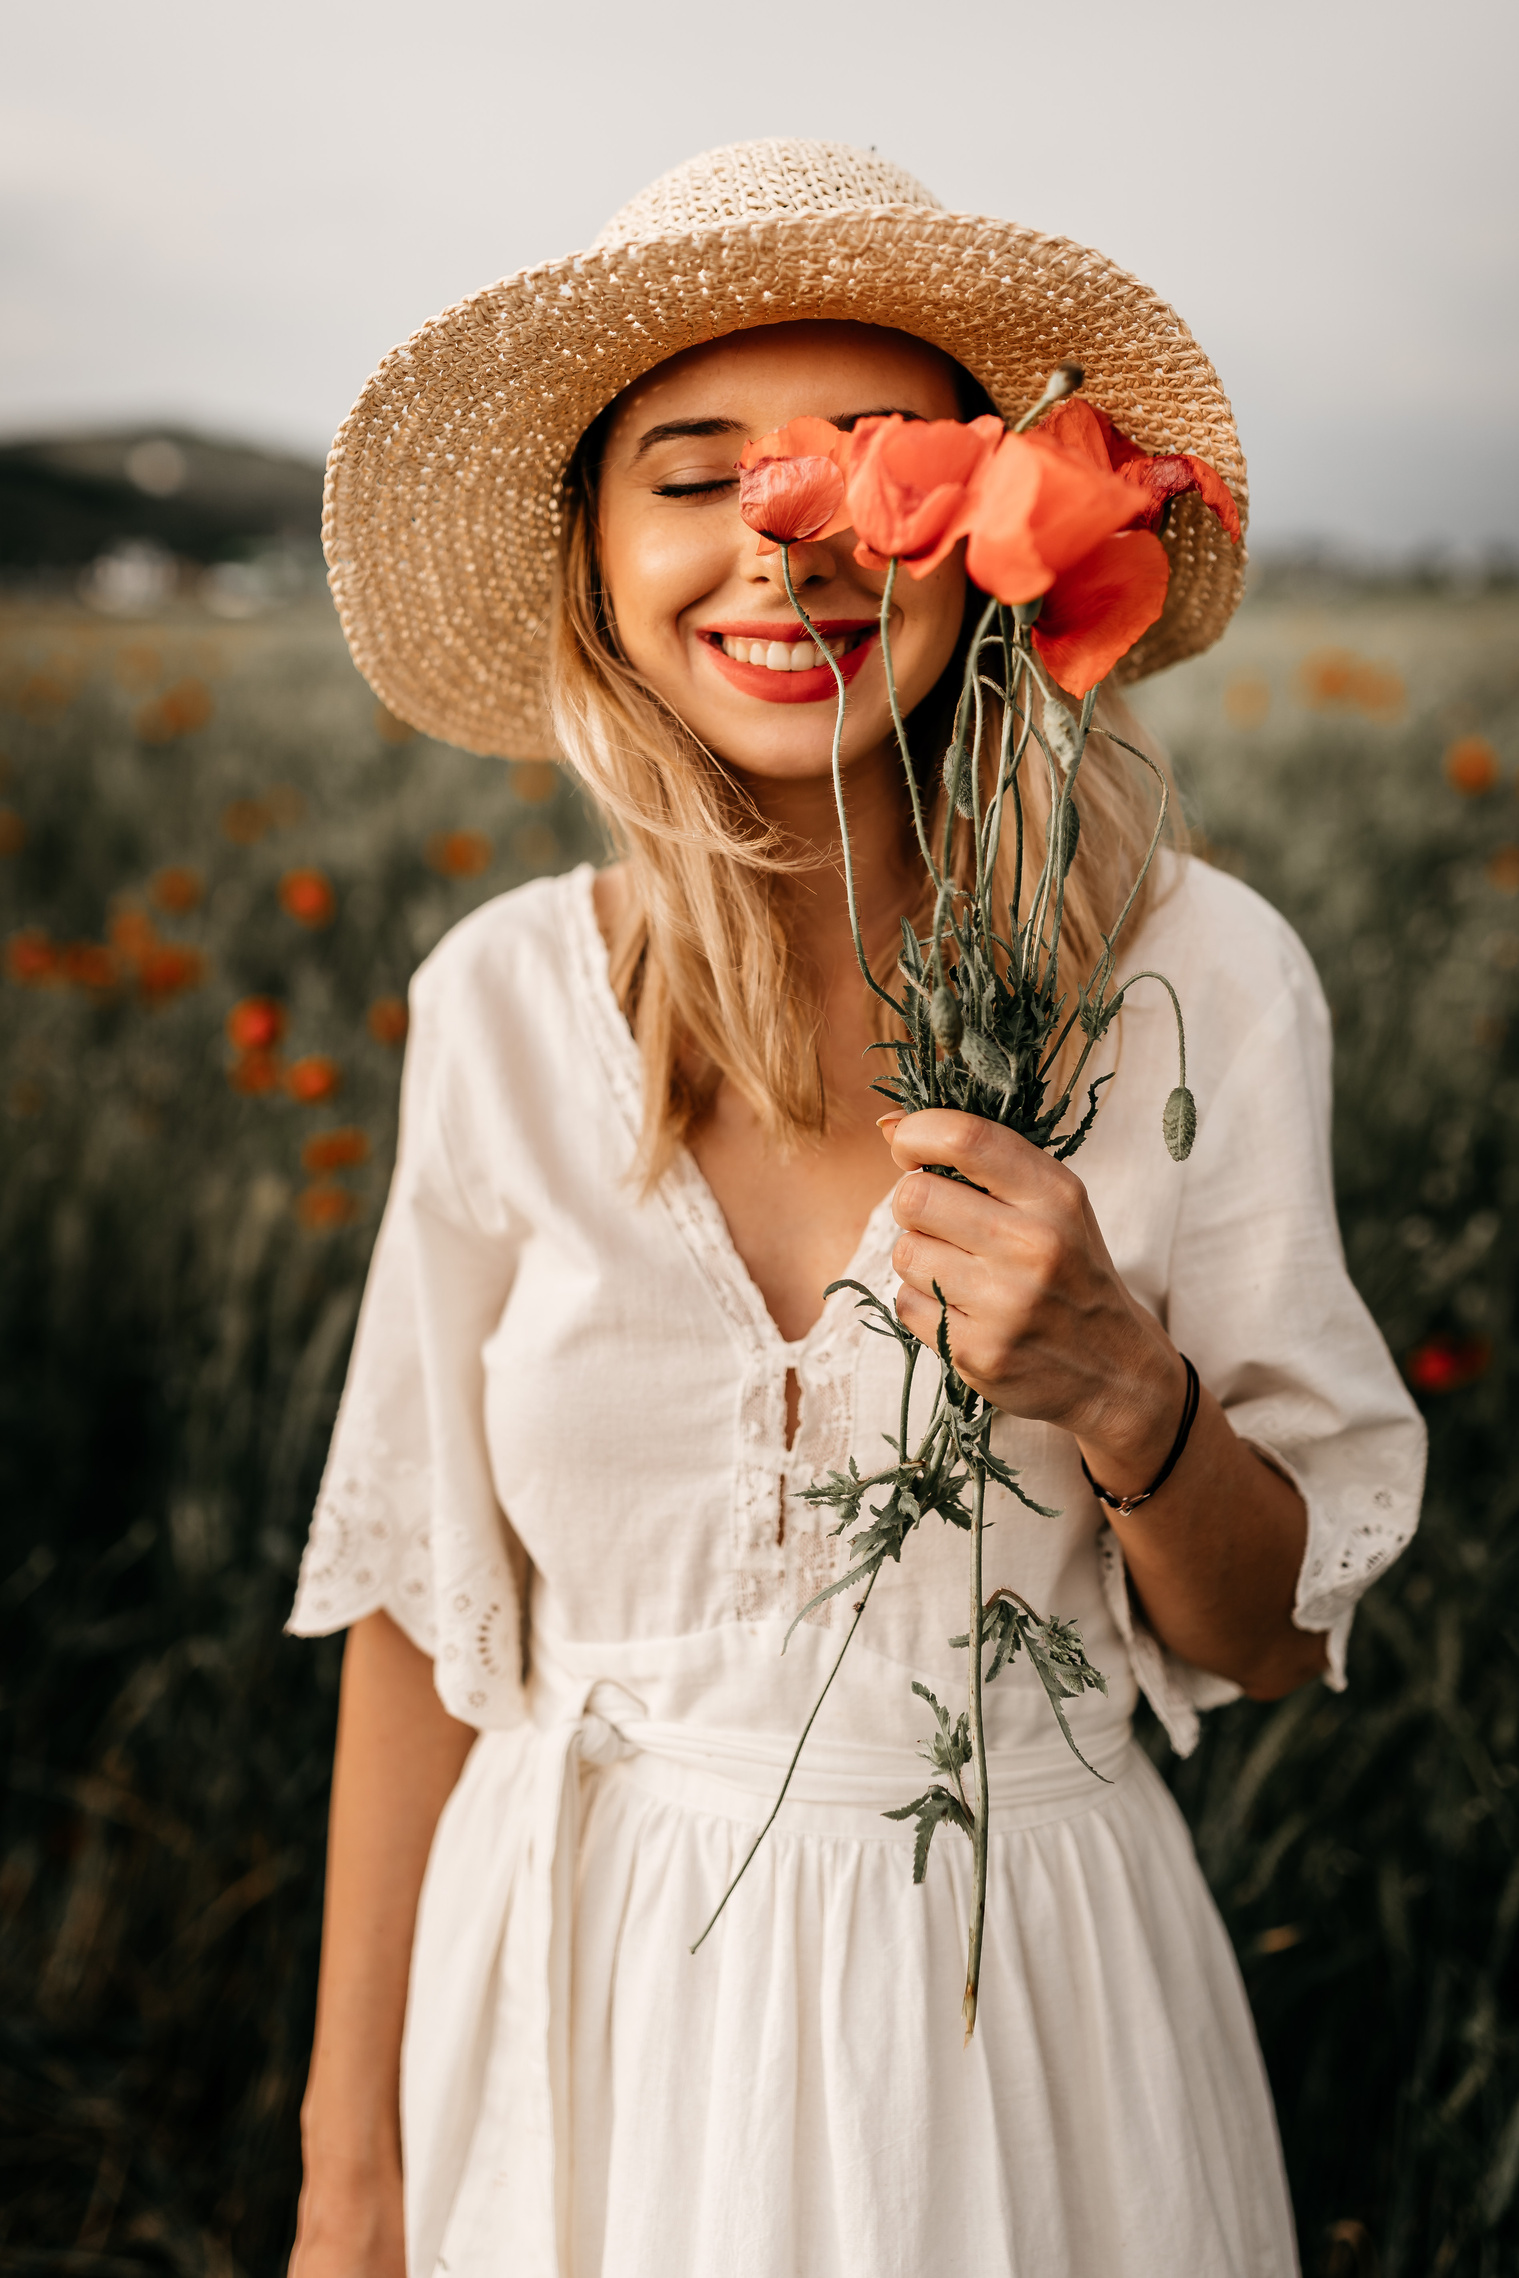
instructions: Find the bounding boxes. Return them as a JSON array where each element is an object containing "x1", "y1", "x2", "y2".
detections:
[{"x1": 0, "y1": 577, "x2": 1515, "y2": 2275}]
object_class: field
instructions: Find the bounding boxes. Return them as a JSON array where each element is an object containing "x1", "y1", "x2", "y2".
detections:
[{"x1": 0, "y1": 573, "x2": 1516, "y2": 2275}]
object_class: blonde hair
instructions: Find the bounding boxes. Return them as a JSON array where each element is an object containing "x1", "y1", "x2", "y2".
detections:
[{"x1": 548, "y1": 424, "x2": 1187, "y2": 1186}]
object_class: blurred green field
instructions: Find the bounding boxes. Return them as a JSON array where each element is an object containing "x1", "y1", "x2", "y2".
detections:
[{"x1": 0, "y1": 575, "x2": 1516, "y2": 2277}]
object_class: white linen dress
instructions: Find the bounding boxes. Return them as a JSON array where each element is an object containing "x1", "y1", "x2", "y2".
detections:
[{"x1": 289, "y1": 853, "x2": 1425, "y2": 2278}]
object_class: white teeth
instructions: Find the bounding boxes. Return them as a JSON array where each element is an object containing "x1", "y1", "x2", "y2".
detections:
[{"x1": 719, "y1": 634, "x2": 852, "y2": 670}]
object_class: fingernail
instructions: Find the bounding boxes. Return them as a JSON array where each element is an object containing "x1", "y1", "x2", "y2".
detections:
[{"x1": 876, "y1": 1113, "x2": 904, "y2": 1134}]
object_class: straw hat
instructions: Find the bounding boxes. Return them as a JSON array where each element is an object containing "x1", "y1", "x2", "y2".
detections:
[{"x1": 324, "y1": 140, "x2": 1248, "y2": 760}]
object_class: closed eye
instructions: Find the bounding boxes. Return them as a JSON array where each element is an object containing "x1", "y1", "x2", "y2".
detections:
[{"x1": 652, "y1": 476, "x2": 738, "y2": 498}]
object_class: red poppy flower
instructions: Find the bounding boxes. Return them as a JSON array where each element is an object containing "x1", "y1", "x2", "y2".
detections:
[
  {"x1": 136, "y1": 944, "x2": 207, "y2": 1001},
  {"x1": 228, "y1": 1049, "x2": 283, "y2": 1095},
  {"x1": 227, "y1": 996, "x2": 286, "y2": 1053},
  {"x1": 60, "y1": 942, "x2": 119, "y2": 992},
  {"x1": 286, "y1": 1054, "x2": 341, "y2": 1104},
  {"x1": 738, "y1": 417, "x2": 852, "y2": 553},
  {"x1": 846, "y1": 414, "x2": 1004, "y2": 576},
  {"x1": 367, "y1": 995, "x2": 409, "y2": 1047},
  {"x1": 426, "y1": 829, "x2": 494, "y2": 878},
  {"x1": 1405, "y1": 1335, "x2": 1491, "y2": 1394},
  {"x1": 1029, "y1": 532, "x2": 1173, "y2": 698},
  {"x1": 1038, "y1": 401, "x2": 1242, "y2": 545},
  {"x1": 150, "y1": 865, "x2": 204, "y2": 914},
  {"x1": 963, "y1": 430, "x2": 1147, "y2": 606},
  {"x1": 4, "y1": 929, "x2": 59, "y2": 986},
  {"x1": 297, "y1": 1181, "x2": 359, "y2": 1230},
  {"x1": 280, "y1": 869, "x2": 336, "y2": 928},
  {"x1": 302, "y1": 1127, "x2": 370, "y2": 1174}
]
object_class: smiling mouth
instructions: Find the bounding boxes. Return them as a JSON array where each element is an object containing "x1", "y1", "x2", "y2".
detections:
[{"x1": 701, "y1": 626, "x2": 876, "y2": 676}]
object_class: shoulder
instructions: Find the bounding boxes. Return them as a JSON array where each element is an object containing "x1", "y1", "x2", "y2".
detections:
[
  {"x1": 1131, "y1": 850, "x2": 1328, "y2": 1045},
  {"x1": 409, "y1": 864, "x2": 595, "y2": 1031}
]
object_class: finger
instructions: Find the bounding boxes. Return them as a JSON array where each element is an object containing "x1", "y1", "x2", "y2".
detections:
[
  {"x1": 888, "y1": 1109, "x2": 1081, "y2": 1214},
  {"x1": 893, "y1": 1275, "x2": 970, "y2": 1350},
  {"x1": 891, "y1": 1166, "x2": 1008, "y2": 1252},
  {"x1": 890, "y1": 1226, "x2": 985, "y2": 1311}
]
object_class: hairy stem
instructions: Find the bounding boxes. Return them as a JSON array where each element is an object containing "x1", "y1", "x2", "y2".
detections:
[{"x1": 963, "y1": 1458, "x2": 990, "y2": 2044}]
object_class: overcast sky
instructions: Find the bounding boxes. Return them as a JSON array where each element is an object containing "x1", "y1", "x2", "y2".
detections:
[{"x1": 4, "y1": 0, "x2": 1516, "y2": 554}]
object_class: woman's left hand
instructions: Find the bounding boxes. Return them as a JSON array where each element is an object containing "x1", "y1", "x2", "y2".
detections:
[
  {"x1": 885, "y1": 1108, "x2": 1185, "y2": 1495},
  {"x1": 883, "y1": 1106, "x2": 1326, "y2": 1700}
]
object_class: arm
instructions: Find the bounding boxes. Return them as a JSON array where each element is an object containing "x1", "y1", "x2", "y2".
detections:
[
  {"x1": 885, "y1": 1109, "x2": 1328, "y2": 1702},
  {"x1": 290, "y1": 1612, "x2": 476, "y2": 2278}
]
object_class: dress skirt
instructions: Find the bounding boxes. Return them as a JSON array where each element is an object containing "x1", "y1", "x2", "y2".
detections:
[{"x1": 401, "y1": 1623, "x2": 1299, "y2": 2278}]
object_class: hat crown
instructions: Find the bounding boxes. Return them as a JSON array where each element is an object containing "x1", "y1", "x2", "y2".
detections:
[{"x1": 591, "y1": 138, "x2": 942, "y2": 251}]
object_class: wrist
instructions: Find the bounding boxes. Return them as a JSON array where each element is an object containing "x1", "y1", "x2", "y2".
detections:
[{"x1": 1075, "y1": 1334, "x2": 1189, "y2": 1501}]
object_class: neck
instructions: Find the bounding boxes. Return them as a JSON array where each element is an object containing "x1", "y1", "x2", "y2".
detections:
[{"x1": 730, "y1": 736, "x2": 920, "y2": 1013}]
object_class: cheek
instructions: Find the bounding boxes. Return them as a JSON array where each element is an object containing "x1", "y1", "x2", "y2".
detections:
[{"x1": 599, "y1": 507, "x2": 725, "y2": 677}]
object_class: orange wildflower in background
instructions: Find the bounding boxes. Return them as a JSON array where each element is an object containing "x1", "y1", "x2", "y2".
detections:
[
  {"x1": 135, "y1": 678, "x2": 214, "y2": 745},
  {"x1": 279, "y1": 868, "x2": 336, "y2": 927},
  {"x1": 1487, "y1": 847, "x2": 1519, "y2": 893},
  {"x1": 5, "y1": 930, "x2": 59, "y2": 986},
  {"x1": 227, "y1": 996, "x2": 286, "y2": 1053},
  {"x1": 150, "y1": 865, "x2": 204, "y2": 914},
  {"x1": 367, "y1": 995, "x2": 409, "y2": 1047},
  {"x1": 738, "y1": 418, "x2": 853, "y2": 551},
  {"x1": 427, "y1": 830, "x2": 494, "y2": 878},
  {"x1": 228, "y1": 1050, "x2": 283, "y2": 1095},
  {"x1": 222, "y1": 799, "x2": 270, "y2": 845},
  {"x1": 302, "y1": 1127, "x2": 370, "y2": 1174},
  {"x1": 1405, "y1": 1335, "x2": 1491, "y2": 1394},
  {"x1": 847, "y1": 415, "x2": 1003, "y2": 575},
  {"x1": 511, "y1": 761, "x2": 558, "y2": 805},
  {"x1": 136, "y1": 944, "x2": 206, "y2": 1001},
  {"x1": 1297, "y1": 648, "x2": 1407, "y2": 721},
  {"x1": 286, "y1": 1054, "x2": 341, "y2": 1104},
  {"x1": 60, "y1": 942, "x2": 119, "y2": 992},
  {"x1": 1445, "y1": 736, "x2": 1500, "y2": 796},
  {"x1": 0, "y1": 809, "x2": 25, "y2": 856},
  {"x1": 297, "y1": 1182, "x2": 360, "y2": 1230}
]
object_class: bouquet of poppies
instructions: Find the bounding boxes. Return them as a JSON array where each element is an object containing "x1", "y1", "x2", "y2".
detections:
[{"x1": 691, "y1": 369, "x2": 1242, "y2": 2038}]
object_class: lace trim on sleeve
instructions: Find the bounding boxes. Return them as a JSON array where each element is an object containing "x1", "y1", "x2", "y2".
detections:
[{"x1": 288, "y1": 1431, "x2": 436, "y2": 1651}]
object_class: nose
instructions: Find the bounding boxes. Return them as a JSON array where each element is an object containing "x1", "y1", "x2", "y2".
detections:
[{"x1": 750, "y1": 533, "x2": 843, "y2": 591}]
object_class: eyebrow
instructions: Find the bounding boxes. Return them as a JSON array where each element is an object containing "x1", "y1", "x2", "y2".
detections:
[{"x1": 629, "y1": 406, "x2": 931, "y2": 461}]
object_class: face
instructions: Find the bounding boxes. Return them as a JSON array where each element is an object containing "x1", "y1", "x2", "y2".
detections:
[{"x1": 594, "y1": 322, "x2": 968, "y2": 788}]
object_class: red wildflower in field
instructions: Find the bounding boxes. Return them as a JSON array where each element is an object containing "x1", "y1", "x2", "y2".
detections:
[
  {"x1": 286, "y1": 1054, "x2": 341, "y2": 1104},
  {"x1": 1405, "y1": 1335, "x2": 1492, "y2": 1394},
  {"x1": 136, "y1": 944, "x2": 207, "y2": 1001},
  {"x1": 60, "y1": 942, "x2": 119, "y2": 991},
  {"x1": 227, "y1": 997, "x2": 286, "y2": 1053},
  {"x1": 0, "y1": 809, "x2": 26, "y2": 856},
  {"x1": 367, "y1": 996, "x2": 409, "y2": 1047},
  {"x1": 426, "y1": 830, "x2": 493, "y2": 878},
  {"x1": 150, "y1": 865, "x2": 204, "y2": 914},
  {"x1": 301, "y1": 1127, "x2": 370, "y2": 1174},
  {"x1": 228, "y1": 1050, "x2": 283, "y2": 1096},
  {"x1": 1445, "y1": 736, "x2": 1500, "y2": 796},
  {"x1": 738, "y1": 418, "x2": 852, "y2": 551},
  {"x1": 279, "y1": 868, "x2": 336, "y2": 928},
  {"x1": 222, "y1": 799, "x2": 270, "y2": 845},
  {"x1": 847, "y1": 415, "x2": 1003, "y2": 575},
  {"x1": 4, "y1": 930, "x2": 58, "y2": 986},
  {"x1": 135, "y1": 678, "x2": 214, "y2": 745},
  {"x1": 296, "y1": 1181, "x2": 359, "y2": 1230}
]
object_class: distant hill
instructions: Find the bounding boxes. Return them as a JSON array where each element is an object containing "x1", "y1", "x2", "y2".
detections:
[{"x1": 0, "y1": 428, "x2": 324, "y2": 569}]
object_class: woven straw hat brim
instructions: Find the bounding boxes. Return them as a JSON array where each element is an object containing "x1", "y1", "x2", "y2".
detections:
[{"x1": 324, "y1": 207, "x2": 1247, "y2": 760}]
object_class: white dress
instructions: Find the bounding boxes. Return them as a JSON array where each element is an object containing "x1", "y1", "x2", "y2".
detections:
[{"x1": 289, "y1": 855, "x2": 1425, "y2": 2278}]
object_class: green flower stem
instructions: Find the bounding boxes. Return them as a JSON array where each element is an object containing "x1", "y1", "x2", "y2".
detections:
[
  {"x1": 963, "y1": 1457, "x2": 990, "y2": 2044},
  {"x1": 1044, "y1": 688, "x2": 1099, "y2": 1001},
  {"x1": 779, "y1": 544, "x2": 903, "y2": 1018},
  {"x1": 689, "y1": 1563, "x2": 882, "y2": 1955},
  {"x1": 878, "y1": 559, "x2": 940, "y2": 883}
]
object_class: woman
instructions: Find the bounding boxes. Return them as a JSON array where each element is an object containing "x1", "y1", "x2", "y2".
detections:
[{"x1": 288, "y1": 142, "x2": 1424, "y2": 2278}]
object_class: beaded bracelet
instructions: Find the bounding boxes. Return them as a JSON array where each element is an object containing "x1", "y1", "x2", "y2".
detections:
[{"x1": 1080, "y1": 1354, "x2": 1201, "y2": 1519}]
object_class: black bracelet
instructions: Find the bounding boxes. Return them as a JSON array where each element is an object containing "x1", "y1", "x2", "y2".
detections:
[{"x1": 1080, "y1": 1354, "x2": 1201, "y2": 1518}]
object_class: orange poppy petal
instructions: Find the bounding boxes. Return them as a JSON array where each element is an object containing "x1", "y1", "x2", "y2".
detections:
[{"x1": 1030, "y1": 531, "x2": 1172, "y2": 697}]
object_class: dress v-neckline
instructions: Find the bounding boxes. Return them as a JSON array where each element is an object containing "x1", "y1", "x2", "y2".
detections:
[{"x1": 564, "y1": 863, "x2": 899, "y2": 1362}]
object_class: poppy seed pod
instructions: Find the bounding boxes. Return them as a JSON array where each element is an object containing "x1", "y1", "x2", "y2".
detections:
[
  {"x1": 1163, "y1": 1085, "x2": 1197, "y2": 1162},
  {"x1": 1044, "y1": 701, "x2": 1081, "y2": 773},
  {"x1": 1044, "y1": 362, "x2": 1085, "y2": 402},
  {"x1": 960, "y1": 1027, "x2": 1013, "y2": 1094},
  {"x1": 1058, "y1": 796, "x2": 1081, "y2": 875},
  {"x1": 929, "y1": 985, "x2": 963, "y2": 1051}
]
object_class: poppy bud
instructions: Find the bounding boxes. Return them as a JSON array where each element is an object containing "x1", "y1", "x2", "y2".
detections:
[
  {"x1": 1057, "y1": 796, "x2": 1080, "y2": 875},
  {"x1": 1043, "y1": 362, "x2": 1085, "y2": 402},
  {"x1": 942, "y1": 748, "x2": 976, "y2": 819},
  {"x1": 1163, "y1": 1085, "x2": 1196, "y2": 1161},
  {"x1": 1044, "y1": 702, "x2": 1081, "y2": 773},
  {"x1": 960, "y1": 1028, "x2": 1013, "y2": 1094},
  {"x1": 930, "y1": 986, "x2": 963, "y2": 1050}
]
